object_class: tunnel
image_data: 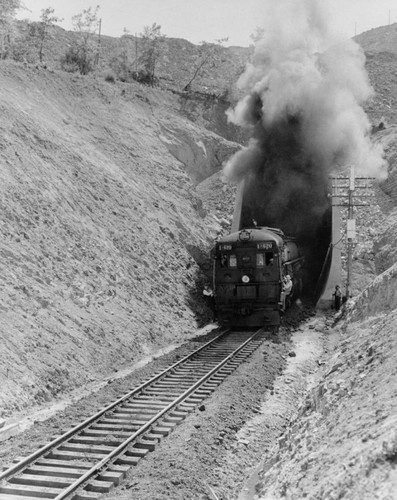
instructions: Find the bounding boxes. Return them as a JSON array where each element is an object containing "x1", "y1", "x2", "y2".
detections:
[
  {"x1": 225, "y1": 108, "x2": 341, "y2": 306},
  {"x1": 231, "y1": 174, "x2": 333, "y2": 305}
]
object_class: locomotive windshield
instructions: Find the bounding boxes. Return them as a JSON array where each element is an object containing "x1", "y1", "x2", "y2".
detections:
[
  {"x1": 216, "y1": 242, "x2": 277, "y2": 270},
  {"x1": 257, "y1": 251, "x2": 275, "y2": 267}
]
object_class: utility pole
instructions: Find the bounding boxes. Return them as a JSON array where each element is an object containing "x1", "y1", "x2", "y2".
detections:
[
  {"x1": 346, "y1": 165, "x2": 355, "y2": 299},
  {"x1": 135, "y1": 33, "x2": 138, "y2": 77},
  {"x1": 330, "y1": 167, "x2": 375, "y2": 300},
  {"x1": 95, "y1": 18, "x2": 102, "y2": 67}
]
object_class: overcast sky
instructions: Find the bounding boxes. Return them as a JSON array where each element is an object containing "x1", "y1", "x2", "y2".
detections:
[{"x1": 18, "y1": 0, "x2": 397, "y2": 46}]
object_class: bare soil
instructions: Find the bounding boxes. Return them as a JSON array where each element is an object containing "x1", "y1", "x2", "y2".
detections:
[{"x1": 0, "y1": 61, "x2": 237, "y2": 417}]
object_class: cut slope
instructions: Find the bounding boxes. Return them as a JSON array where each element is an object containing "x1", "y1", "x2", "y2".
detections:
[
  {"x1": 253, "y1": 264, "x2": 397, "y2": 499},
  {"x1": 0, "y1": 61, "x2": 237, "y2": 415}
]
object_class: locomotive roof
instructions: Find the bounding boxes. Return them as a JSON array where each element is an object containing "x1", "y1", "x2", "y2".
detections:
[{"x1": 217, "y1": 227, "x2": 287, "y2": 245}]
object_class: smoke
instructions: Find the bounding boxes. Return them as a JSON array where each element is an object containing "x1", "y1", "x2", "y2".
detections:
[
  {"x1": 224, "y1": 0, "x2": 387, "y2": 190},
  {"x1": 223, "y1": 0, "x2": 387, "y2": 291}
]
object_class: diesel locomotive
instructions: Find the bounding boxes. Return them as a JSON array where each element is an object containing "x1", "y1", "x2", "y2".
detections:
[{"x1": 213, "y1": 226, "x2": 304, "y2": 328}]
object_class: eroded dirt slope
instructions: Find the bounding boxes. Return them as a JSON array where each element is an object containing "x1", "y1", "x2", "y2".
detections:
[
  {"x1": 0, "y1": 61, "x2": 239, "y2": 416},
  {"x1": 251, "y1": 264, "x2": 397, "y2": 500}
]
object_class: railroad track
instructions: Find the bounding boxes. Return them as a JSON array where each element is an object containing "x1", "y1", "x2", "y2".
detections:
[{"x1": 0, "y1": 329, "x2": 265, "y2": 500}]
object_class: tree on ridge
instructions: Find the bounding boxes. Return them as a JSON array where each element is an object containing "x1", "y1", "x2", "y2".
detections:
[
  {"x1": 28, "y1": 7, "x2": 62, "y2": 63},
  {"x1": 0, "y1": 0, "x2": 21, "y2": 59},
  {"x1": 61, "y1": 5, "x2": 100, "y2": 74},
  {"x1": 183, "y1": 38, "x2": 228, "y2": 92},
  {"x1": 139, "y1": 22, "x2": 166, "y2": 86}
]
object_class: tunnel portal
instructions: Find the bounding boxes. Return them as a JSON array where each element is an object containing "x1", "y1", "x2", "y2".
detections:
[{"x1": 233, "y1": 174, "x2": 333, "y2": 304}]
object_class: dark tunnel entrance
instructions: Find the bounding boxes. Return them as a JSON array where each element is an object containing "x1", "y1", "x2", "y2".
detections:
[{"x1": 238, "y1": 173, "x2": 332, "y2": 303}]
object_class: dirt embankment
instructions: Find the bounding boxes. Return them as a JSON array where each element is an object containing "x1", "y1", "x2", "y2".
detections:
[
  {"x1": 249, "y1": 265, "x2": 397, "y2": 500},
  {"x1": 0, "y1": 61, "x2": 239, "y2": 417}
]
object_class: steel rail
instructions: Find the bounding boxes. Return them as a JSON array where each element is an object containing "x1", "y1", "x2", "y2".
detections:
[
  {"x1": 53, "y1": 329, "x2": 261, "y2": 500},
  {"x1": 0, "y1": 330, "x2": 227, "y2": 482}
]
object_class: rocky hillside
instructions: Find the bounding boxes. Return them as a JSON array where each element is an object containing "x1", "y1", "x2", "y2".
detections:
[
  {"x1": 0, "y1": 61, "x2": 240, "y2": 415},
  {"x1": 355, "y1": 23, "x2": 397, "y2": 55},
  {"x1": 355, "y1": 24, "x2": 397, "y2": 124},
  {"x1": 15, "y1": 21, "x2": 250, "y2": 97},
  {"x1": 252, "y1": 264, "x2": 397, "y2": 500}
]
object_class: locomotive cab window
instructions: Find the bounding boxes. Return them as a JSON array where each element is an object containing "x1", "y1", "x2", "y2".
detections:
[
  {"x1": 257, "y1": 252, "x2": 275, "y2": 267},
  {"x1": 220, "y1": 254, "x2": 228, "y2": 267},
  {"x1": 229, "y1": 254, "x2": 237, "y2": 268},
  {"x1": 265, "y1": 252, "x2": 274, "y2": 265}
]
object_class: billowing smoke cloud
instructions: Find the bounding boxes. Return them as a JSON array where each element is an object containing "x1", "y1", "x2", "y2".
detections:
[
  {"x1": 225, "y1": 0, "x2": 386, "y2": 186},
  {"x1": 223, "y1": 0, "x2": 387, "y2": 290}
]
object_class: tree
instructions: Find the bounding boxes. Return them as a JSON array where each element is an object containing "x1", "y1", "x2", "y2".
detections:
[
  {"x1": 0, "y1": 0, "x2": 21, "y2": 59},
  {"x1": 109, "y1": 28, "x2": 137, "y2": 82},
  {"x1": 183, "y1": 38, "x2": 228, "y2": 92},
  {"x1": 29, "y1": 7, "x2": 62, "y2": 62},
  {"x1": 61, "y1": 5, "x2": 100, "y2": 74},
  {"x1": 139, "y1": 22, "x2": 165, "y2": 86}
]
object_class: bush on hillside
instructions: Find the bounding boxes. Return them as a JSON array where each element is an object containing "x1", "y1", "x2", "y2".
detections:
[
  {"x1": 131, "y1": 69, "x2": 158, "y2": 86},
  {"x1": 108, "y1": 55, "x2": 158, "y2": 85},
  {"x1": 60, "y1": 44, "x2": 94, "y2": 74},
  {"x1": 104, "y1": 71, "x2": 115, "y2": 83}
]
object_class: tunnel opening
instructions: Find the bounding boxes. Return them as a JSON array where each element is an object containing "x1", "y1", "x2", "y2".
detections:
[
  {"x1": 224, "y1": 103, "x2": 341, "y2": 306},
  {"x1": 237, "y1": 165, "x2": 332, "y2": 304}
]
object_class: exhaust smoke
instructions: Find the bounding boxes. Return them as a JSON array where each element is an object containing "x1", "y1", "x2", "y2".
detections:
[{"x1": 224, "y1": 0, "x2": 387, "y2": 295}]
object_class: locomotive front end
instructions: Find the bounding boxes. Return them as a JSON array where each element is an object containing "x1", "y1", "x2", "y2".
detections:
[{"x1": 213, "y1": 228, "x2": 283, "y2": 327}]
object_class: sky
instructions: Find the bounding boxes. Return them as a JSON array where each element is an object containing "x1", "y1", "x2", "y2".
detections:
[{"x1": 17, "y1": 0, "x2": 397, "y2": 47}]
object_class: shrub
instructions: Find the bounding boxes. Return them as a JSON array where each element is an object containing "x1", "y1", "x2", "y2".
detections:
[
  {"x1": 131, "y1": 69, "x2": 158, "y2": 86},
  {"x1": 61, "y1": 44, "x2": 94, "y2": 74},
  {"x1": 104, "y1": 72, "x2": 115, "y2": 83}
]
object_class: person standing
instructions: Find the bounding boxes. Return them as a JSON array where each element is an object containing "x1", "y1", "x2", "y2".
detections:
[
  {"x1": 203, "y1": 284, "x2": 216, "y2": 320},
  {"x1": 280, "y1": 275, "x2": 293, "y2": 312},
  {"x1": 333, "y1": 285, "x2": 342, "y2": 310}
]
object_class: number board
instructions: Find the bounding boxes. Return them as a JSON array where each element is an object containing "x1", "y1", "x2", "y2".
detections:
[
  {"x1": 257, "y1": 242, "x2": 273, "y2": 250},
  {"x1": 219, "y1": 244, "x2": 232, "y2": 251}
]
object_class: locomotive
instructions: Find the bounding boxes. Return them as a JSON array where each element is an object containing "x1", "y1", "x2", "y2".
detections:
[{"x1": 213, "y1": 226, "x2": 304, "y2": 328}]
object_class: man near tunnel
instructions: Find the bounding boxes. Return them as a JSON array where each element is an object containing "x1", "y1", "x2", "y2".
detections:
[{"x1": 280, "y1": 274, "x2": 292, "y2": 311}]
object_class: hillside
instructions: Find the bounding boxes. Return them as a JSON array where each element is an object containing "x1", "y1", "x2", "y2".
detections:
[
  {"x1": 15, "y1": 19, "x2": 397, "y2": 128},
  {"x1": 0, "y1": 61, "x2": 240, "y2": 415},
  {"x1": 355, "y1": 23, "x2": 397, "y2": 55},
  {"x1": 15, "y1": 21, "x2": 250, "y2": 97},
  {"x1": 247, "y1": 266, "x2": 397, "y2": 500}
]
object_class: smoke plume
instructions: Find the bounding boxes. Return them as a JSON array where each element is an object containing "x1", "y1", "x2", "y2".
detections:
[
  {"x1": 224, "y1": 0, "x2": 387, "y2": 243},
  {"x1": 224, "y1": 0, "x2": 387, "y2": 291},
  {"x1": 225, "y1": 0, "x2": 386, "y2": 186}
]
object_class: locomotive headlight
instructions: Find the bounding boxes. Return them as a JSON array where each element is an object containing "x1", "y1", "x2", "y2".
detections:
[{"x1": 242, "y1": 275, "x2": 250, "y2": 283}]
